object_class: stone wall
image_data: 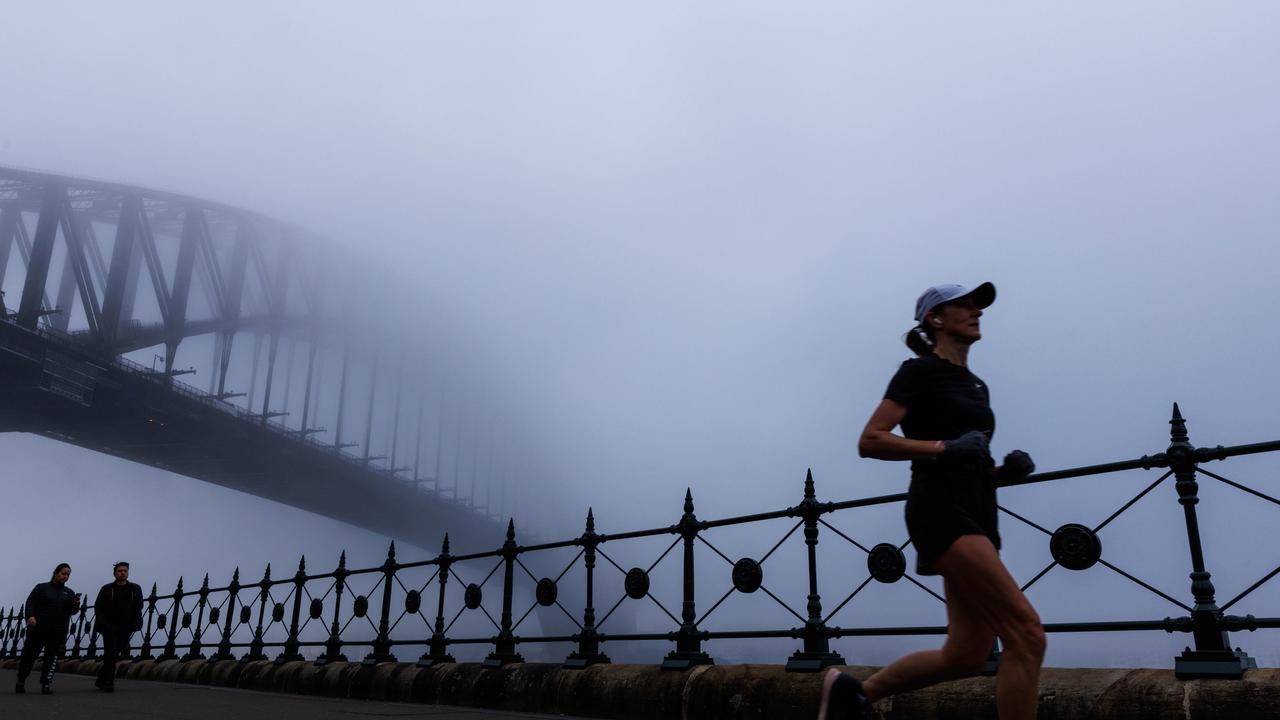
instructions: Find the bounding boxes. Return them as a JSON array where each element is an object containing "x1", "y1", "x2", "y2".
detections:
[{"x1": 4, "y1": 658, "x2": 1279, "y2": 719}]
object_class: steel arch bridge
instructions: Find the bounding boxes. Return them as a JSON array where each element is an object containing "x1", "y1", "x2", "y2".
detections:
[{"x1": 0, "y1": 166, "x2": 509, "y2": 551}]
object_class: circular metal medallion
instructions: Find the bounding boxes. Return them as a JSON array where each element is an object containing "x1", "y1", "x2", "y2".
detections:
[
  {"x1": 732, "y1": 558, "x2": 763, "y2": 594},
  {"x1": 1050, "y1": 523, "x2": 1102, "y2": 571},
  {"x1": 157, "y1": 613, "x2": 167, "y2": 630},
  {"x1": 271, "y1": 603, "x2": 284, "y2": 623},
  {"x1": 239, "y1": 606, "x2": 252, "y2": 625},
  {"x1": 405, "y1": 590, "x2": 422, "y2": 615},
  {"x1": 624, "y1": 568, "x2": 650, "y2": 600},
  {"x1": 182, "y1": 611, "x2": 192, "y2": 629},
  {"x1": 208, "y1": 607, "x2": 220, "y2": 625},
  {"x1": 867, "y1": 543, "x2": 907, "y2": 584},
  {"x1": 536, "y1": 578, "x2": 558, "y2": 607},
  {"x1": 464, "y1": 583, "x2": 483, "y2": 610},
  {"x1": 353, "y1": 595, "x2": 369, "y2": 618},
  {"x1": 309, "y1": 598, "x2": 324, "y2": 619}
]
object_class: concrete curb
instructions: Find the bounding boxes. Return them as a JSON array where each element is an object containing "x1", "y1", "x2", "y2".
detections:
[{"x1": 4, "y1": 656, "x2": 1279, "y2": 718}]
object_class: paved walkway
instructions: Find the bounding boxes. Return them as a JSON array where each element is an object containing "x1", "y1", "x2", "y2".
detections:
[{"x1": 0, "y1": 669, "x2": 590, "y2": 719}]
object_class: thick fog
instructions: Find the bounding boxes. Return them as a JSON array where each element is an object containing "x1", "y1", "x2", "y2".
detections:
[{"x1": 2, "y1": 3, "x2": 1279, "y2": 668}]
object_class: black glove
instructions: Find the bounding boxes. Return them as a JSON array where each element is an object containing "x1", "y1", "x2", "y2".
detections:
[
  {"x1": 998, "y1": 449, "x2": 1035, "y2": 482},
  {"x1": 943, "y1": 430, "x2": 992, "y2": 466}
]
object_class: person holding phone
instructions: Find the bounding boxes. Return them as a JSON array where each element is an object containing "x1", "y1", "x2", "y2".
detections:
[{"x1": 16, "y1": 562, "x2": 81, "y2": 695}]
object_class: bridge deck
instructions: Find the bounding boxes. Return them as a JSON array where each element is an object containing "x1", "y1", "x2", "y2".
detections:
[{"x1": 0, "y1": 668, "x2": 585, "y2": 719}]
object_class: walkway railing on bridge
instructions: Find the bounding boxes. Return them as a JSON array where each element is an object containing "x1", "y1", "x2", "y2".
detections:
[{"x1": 4, "y1": 404, "x2": 1279, "y2": 679}]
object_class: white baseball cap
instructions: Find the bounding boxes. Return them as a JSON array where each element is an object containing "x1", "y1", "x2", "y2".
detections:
[{"x1": 914, "y1": 282, "x2": 996, "y2": 323}]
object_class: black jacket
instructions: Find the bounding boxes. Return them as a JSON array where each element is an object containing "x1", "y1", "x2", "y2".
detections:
[
  {"x1": 24, "y1": 582, "x2": 80, "y2": 631},
  {"x1": 94, "y1": 581, "x2": 144, "y2": 634}
]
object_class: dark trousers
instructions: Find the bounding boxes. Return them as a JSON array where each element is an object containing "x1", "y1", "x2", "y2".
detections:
[
  {"x1": 96, "y1": 628, "x2": 132, "y2": 686},
  {"x1": 17, "y1": 625, "x2": 66, "y2": 686}
]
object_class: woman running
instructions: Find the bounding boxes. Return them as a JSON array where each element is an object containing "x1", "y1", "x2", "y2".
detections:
[{"x1": 819, "y1": 282, "x2": 1045, "y2": 720}]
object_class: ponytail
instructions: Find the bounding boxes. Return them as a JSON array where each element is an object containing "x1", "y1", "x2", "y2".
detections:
[{"x1": 904, "y1": 324, "x2": 935, "y2": 357}]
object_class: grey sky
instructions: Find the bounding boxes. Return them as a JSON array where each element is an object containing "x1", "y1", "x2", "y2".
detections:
[{"x1": 2, "y1": 3, "x2": 1279, "y2": 667}]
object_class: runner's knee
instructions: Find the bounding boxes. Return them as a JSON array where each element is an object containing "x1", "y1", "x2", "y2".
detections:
[
  {"x1": 941, "y1": 644, "x2": 989, "y2": 678},
  {"x1": 1002, "y1": 614, "x2": 1046, "y2": 661}
]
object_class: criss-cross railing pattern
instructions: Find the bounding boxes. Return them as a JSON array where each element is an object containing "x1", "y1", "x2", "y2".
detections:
[{"x1": 4, "y1": 404, "x2": 1278, "y2": 679}]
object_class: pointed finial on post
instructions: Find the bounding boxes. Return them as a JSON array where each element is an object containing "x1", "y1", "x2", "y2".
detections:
[
  {"x1": 442, "y1": 533, "x2": 450, "y2": 555},
  {"x1": 338, "y1": 551, "x2": 347, "y2": 571},
  {"x1": 804, "y1": 468, "x2": 815, "y2": 500},
  {"x1": 387, "y1": 541, "x2": 397, "y2": 561},
  {"x1": 231, "y1": 567, "x2": 240, "y2": 584},
  {"x1": 506, "y1": 518, "x2": 516, "y2": 541},
  {"x1": 263, "y1": 564, "x2": 272, "y2": 582},
  {"x1": 176, "y1": 576, "x2": 184, "y2": 593},
  {"x1": 684, "y1": 488, "x2": 694, "y2": 515},
  {"x1": 586, "y1": 507, "x2": 596, "y2": 534},
  {"x1": 298, "y1": 555, "x2": 307, "y2": 573},
  {"x1": 201, "y1": 573, "x2": 210, "y2": 589},
  {"x1": 1170, "y1": 402, "x2": 1190, "y2": 444}
]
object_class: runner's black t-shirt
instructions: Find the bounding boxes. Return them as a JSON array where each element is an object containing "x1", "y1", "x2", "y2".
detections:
[
  {"x1": 883, "y1": 353, "x2": 1001, "y2": 572},
  {"x1": 884, "y1": 353, "x2": 995, "y2": 476}
]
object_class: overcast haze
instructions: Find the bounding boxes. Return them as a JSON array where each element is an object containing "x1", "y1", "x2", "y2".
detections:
[{"x1": 2, "y1": 2, "x2": 1279, "y2": 667}]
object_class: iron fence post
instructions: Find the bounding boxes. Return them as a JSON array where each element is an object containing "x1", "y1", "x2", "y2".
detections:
[
  {"x1": 484, "y1": 520, "x2": 525, "y2": 667},
  {"x1": 158, "y1": 577, "x2": 183, "y2": 661},
  {"x1": 418, "y1": 535, "x2": 455, "y2": 666},
  {"x1": 787, "y1": 470, "x2": 845, "y2": 671},
  {"x1": 318, "y1": 552, "x2": 348, "y2": 665},
  {"x1": 138, "y1": 585, "x2": 157, "y2": 660},
  {"x1": 0, "y1": 607, "x2": 10, "y2": 658},
  {"x1": 18, "y1": 604, "x2": 29, "y2": 659},
  {"x1": 566, "y1": 508, "x2": 610, "y2": 667},
  {"x1": 1167, "y1": 403, "x2": 1256, "y2": 678},
  {"x1": 364, "y1": 542, "x2": 398, "y2": 664},
  {"x1": 186, "y1": 574, "x2": 209, "y2": 660},
  {"x1": 86, "y1": 606, "x2": 99, "y2": 659},
  {"x1": 245, "y1": 565, "x2": 271, "y2": 662},
  {"x1": 278, "y1": 556, "x2": 306, "y2": 663},
  {"x1": 211, "y1": 568, "x2": 239, "y2": 662},
  {"x1": 70, "y1": 602, "x2": 87, "y2": 658},
  {"x1": 4, "y1": 607, "x2": 15, "y2": 659},
  {"x1": 662, "y1": 489, "x2": 714, "y2": 670}
]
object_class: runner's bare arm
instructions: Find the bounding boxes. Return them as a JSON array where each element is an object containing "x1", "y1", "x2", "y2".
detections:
[{"x1": 858, "y1": 399, "x2": 947, "y2": 461}]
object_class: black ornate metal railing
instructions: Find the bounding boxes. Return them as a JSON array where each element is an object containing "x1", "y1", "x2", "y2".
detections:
[{"x1": 5, "y1": 404, "x2": 1279, "y2": 679}]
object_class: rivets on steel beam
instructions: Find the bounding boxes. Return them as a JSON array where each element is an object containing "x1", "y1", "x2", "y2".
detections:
[
  {"x1": 732, "y1": 558, "x2": 763, "y2": 594},
  {"x1": 1050, "y1": 523, "x2": 1102, "y2": 571}
]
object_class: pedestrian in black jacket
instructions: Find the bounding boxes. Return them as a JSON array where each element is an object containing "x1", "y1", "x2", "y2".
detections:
[
  {"x1": 93, "y1": 561, "x2": 144, "y2": 692},
  {"x1": 16, "y1": 563, "x2": 80, "y2": 694}
]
